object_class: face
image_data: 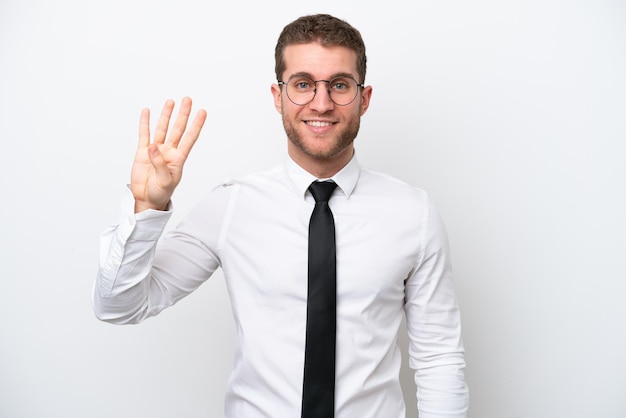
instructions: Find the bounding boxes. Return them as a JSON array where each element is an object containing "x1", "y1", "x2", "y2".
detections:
[{"x1": 271, "y1": 43, "x2": 372, "y2": 177}]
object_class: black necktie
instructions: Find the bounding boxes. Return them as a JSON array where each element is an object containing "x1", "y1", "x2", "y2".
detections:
[{"x1": 301, "y1": 181, "x2": 338, "y2": 418}]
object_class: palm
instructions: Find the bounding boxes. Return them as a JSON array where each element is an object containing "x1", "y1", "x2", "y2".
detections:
[
  {"x1": 130, "y1": 97, "x2": 207, "y2": 212},
  {"x1": 131, "y1": 143, "x2": 184, "y2": 207}
]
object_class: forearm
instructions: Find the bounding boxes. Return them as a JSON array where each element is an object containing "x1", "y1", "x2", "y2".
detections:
[
  {"x1": 406, "y1": 278, "x2": 468, "y2": 417},
  {"x1": 408, "y1": 314, "x2": 469, "y2": 418},
  {"x1": 92, "y1": 189, "x2": 172, "y2": 324},
  {"x1": 415, "y1": 367, "x2": 469, "y2": 418},
  {"x1": 406, "y1": 306, "x2": 469, "y2": 417}
]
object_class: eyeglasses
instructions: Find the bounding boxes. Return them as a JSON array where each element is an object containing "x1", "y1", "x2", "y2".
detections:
[{"x1": 277, "y1": 75, "x2": 364, "y2": 106}]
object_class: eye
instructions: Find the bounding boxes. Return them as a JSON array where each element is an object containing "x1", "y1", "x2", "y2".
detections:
[
  {"x1": 291, "y1": 78, "x2": 314, "y2": 91},
  {"x1": 330, "y1": 78, "x2": 352, "y2": 92}
]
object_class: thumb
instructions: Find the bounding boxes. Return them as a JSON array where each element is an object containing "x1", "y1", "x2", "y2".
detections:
[{"x1": 148, "y1": 144, "x2": 173, "y2": 189}]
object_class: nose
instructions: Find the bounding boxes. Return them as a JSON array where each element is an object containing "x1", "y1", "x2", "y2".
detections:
[{"x1": 309, "y1": 81, "x2": 335, "y2": 112}]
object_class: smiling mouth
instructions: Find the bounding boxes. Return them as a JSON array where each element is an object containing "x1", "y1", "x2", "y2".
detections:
[{"x1": 305, "y1": 121, "x2": 334, "y2": 127}]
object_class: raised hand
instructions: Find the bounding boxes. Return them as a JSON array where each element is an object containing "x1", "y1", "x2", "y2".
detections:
[{"x1": 130, "y1": 97, "x2": 207, "y2": 213}]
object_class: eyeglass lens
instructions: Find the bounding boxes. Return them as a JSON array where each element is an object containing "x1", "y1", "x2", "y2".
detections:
[{"x1": 285, "y1": 76, "x2": 359, "y2": 106}]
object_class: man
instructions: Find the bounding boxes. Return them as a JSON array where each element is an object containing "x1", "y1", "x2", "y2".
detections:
[{"x1": 93, "y1": 14, "x2": 469, "y2": 418}]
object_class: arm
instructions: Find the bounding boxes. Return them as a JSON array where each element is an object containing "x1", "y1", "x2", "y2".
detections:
[
  {"x1": 92, "y1": 98, "x2": 208, "y2": 324},
  {"x1": 404, "y1": 197, "x2": 469, "y2": 417}
]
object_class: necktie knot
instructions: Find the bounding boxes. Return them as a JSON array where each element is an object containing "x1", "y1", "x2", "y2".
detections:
[{"x1": 309, "y1": 181, "x2": 337, "y2": 203}]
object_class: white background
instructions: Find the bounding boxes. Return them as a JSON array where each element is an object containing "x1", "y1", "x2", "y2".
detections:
[{"x1": 1, "y1": 1, "x2": 625, "y2": 417}]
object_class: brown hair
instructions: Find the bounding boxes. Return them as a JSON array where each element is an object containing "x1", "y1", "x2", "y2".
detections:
[{"x1": 274, "y1": 14, "x2": 367, "y2": 83}]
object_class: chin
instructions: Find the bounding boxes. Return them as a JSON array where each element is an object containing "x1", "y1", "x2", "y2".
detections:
[
  {"x1": 284, "y1": 119, "x2": 357, "y2": 162},
  {"x1": 304, "y1": 141, "x2": 354, "y2": 162}
]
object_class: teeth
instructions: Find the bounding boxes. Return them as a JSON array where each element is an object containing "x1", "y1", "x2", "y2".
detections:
[{"x1": 307, "y1": 121, "x2": 332, "y2": 127}]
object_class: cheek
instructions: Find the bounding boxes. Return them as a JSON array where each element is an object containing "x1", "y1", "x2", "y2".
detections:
[{"x1": 281, "y1": 102, "x2": 303, "y2": 120}]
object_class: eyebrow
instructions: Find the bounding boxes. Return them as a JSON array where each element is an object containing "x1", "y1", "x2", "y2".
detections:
[{"x1": 288, "y1": 71, "x2": 357, "y2": 80}]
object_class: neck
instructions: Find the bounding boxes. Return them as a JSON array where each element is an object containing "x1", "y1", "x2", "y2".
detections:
[{"x1": 288, "y1": 147, "x2": 354, "y2": 179}]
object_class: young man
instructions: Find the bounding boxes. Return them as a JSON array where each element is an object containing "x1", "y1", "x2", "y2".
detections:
[{"x1": 94, "y1": 14, "x2": 469, "y2": 418}]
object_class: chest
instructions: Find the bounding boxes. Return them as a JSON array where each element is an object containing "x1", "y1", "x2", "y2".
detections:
[{"x1": 219, "y1": 191, "x2": 422, "y2": 307}]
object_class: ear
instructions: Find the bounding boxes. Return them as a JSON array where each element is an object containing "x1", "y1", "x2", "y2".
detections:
[
  {"x1": 271, "y1": 84, "x2": 283, "y2": 114},
  {"x1": 359, "y1": 85, "x2": 373, "y2": 116}
]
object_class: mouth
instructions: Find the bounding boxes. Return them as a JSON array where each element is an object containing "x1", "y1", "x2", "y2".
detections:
[{"x1": 304, "y1": 120, "x2": 336, "y2": 128}]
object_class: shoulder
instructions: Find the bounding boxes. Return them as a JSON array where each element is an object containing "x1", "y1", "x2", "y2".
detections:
[
  {"x1": 357, "y1": 166, "x2": 430, "y2": 203},
  {"x1": 208, "y1": 165, "x2": 284, "y2": 192},
  {"x1": 205, "y1": 165, "x2": 294, "y2": 209}
]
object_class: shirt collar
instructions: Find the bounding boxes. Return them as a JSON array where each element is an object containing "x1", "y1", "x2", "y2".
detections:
[{"x1": 284, "y1": 152, "x2": 360, "y2": 200}]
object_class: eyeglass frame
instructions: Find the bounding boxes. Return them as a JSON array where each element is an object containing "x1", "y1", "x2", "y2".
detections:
[{"x1": 277, "y1": 74, "x2": 365, "y2": 106}]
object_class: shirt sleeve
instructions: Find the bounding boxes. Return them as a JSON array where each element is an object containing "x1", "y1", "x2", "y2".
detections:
[
  {"x1": 404, "y1": 194, "x2": 469, "y2": 417},
  {"x1": 92, "y1": 184, "x2": 231, "y2": 324}
]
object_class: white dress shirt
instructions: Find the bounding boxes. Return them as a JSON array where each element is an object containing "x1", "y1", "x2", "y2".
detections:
[{"x1": 93, "y1": 154, "x2": 469, "y2": 417}]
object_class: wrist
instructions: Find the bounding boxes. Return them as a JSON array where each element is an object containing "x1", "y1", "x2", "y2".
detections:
[{"x1": 134, "y1": 200, "x2": 170, "y2": 213}]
